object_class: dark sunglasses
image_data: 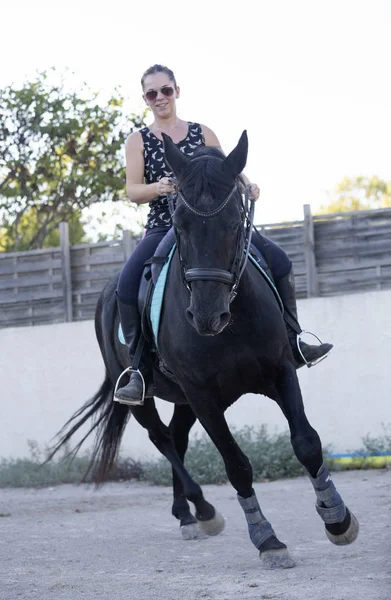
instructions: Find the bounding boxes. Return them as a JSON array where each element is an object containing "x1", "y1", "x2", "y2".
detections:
[{"x1": 145, "y1": 86, "x2": 175, "y2": 102}]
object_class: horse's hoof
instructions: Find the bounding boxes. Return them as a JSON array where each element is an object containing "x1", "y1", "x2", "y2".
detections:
[
  {"x1": 325, "y1": 510, "x2": 359, "y2": 546},
  {"x1": 259, "y1": 548, "x2": 296, "y2": 569},
  {"x1": 180, "y1": 523, "x2": 206, "y2": 540},
  {"x1": 197, "y1": 511, "x2": 225, "y2": 536}
]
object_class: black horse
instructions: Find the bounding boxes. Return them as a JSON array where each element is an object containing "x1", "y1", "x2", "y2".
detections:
[{"x1": 50, "y1": 131, "x2": 358, "y2": 568}]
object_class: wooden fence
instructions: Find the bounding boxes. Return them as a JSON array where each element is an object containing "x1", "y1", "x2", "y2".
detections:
[{"x1": 1, "y1": 205, "x2": 390, "y2": 328}]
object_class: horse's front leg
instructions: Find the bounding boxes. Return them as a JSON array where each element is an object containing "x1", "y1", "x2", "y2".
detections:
[
  {"x1": 184, "y1": 386, "x2": 295, "y2": 569},
  {"x1": 276, "y1": 360, "x2": 359, "y2": 545}
]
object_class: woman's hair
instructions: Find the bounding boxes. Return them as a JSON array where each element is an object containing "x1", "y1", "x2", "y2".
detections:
[{"x1": 141, "y1": 64, "x2": 177, "y2": 89}]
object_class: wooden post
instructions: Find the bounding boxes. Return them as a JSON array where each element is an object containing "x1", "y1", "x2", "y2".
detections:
[
  {"x1": 122, "y1": 230, "x2": 136, "y2": 260},
  {"x1": 303, "y1": 204, "x2": 319, "y2": 297},
  {"x1": 59, "y1": 222, "x2": 73, "y2": 322}
]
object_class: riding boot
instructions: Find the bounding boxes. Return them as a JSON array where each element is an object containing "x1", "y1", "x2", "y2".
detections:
[
  {"x1": 114, "y1": 299, "x2": 150, "y2": 405},
  {"x1": 275, "y1": 267, "x2": 333, "y2": 368}
]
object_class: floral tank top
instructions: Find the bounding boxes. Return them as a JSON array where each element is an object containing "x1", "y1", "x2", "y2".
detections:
[{"x1": 140, "y1": 122, "x2": 205, "y2": 229}]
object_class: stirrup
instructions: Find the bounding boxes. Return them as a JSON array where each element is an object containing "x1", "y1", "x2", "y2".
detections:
[
  {"x1": 297, "y1": 331, "x2": 330, "y2": 368},
  {"x1": 113, "y1": 366, "x2": 145, "y2": 406}
]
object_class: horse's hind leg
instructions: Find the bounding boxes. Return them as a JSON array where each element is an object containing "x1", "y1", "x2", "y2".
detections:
[
  {"x1": 276, "y1": 360, "x2": 359, "y2": 546},
  {"x1": 131, "y1": 398, "x2": 219, "y2": 540}
]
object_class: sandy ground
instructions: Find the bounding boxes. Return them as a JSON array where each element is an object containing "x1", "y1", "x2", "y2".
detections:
[{"x1": 0, "y1": 469, "x2": 390, "y2": 600}]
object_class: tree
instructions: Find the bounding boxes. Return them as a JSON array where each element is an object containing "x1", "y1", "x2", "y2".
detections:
[
  {"x1": 0, "y1": 69, "x2": 147, "y2": 251},
  {"x1": 0, "y1": 208, "x2": 87, "y2": 252},
  {"x1": 316, "y1": 176, "x2": 391, "y2": 214}
]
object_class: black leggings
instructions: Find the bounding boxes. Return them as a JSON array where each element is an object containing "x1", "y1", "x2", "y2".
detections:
[{"x1": 117, "y1": 226, "x2": 291, "y2": 305}]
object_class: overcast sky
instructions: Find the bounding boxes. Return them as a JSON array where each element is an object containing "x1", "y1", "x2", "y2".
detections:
[{"x1": 2, "y1": 0, "x2": 390, "y2": 227}]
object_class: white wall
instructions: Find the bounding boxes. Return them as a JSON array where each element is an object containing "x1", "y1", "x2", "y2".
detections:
[{"x1": 1, "y1": 289, "x2": 390, "y2": 461}]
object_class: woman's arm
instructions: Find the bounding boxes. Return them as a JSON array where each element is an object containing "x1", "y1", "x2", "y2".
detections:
[{"x1": 125, "y1": 132, "x2": 173, "y2": 204}]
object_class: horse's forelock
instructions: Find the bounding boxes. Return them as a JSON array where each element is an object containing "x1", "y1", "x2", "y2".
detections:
[{"x1": 180, "y1": 147, "x2": 237, "y2": 212}]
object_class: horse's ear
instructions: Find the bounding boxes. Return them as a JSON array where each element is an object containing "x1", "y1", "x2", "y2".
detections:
[
  {"x1": 223, "y1": 130, "x2": 248, "y2": 178},
  {"x1": 162, "y1": 133, "x2": 189, "y2": 180}
]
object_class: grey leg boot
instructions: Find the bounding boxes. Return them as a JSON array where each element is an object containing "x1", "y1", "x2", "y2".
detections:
[
  {"x1": 275, "y1": 268, "x2": 333, "y2": 368},
  {"x1": 114, "y1": 299, "x2": 149, "y2": 405}
]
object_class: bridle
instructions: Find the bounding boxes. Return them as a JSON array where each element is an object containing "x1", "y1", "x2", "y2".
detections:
[{"x1": 167, "y1": 157, "x2": 255, "y2": 303}]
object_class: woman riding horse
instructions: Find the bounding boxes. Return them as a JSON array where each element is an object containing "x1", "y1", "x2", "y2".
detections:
[
  {"x1": 116, "y1": 64, "x2": 332, "y2": 405},
  {"x1": 48, "y1": 125, "x2": 358, "y2": 568}
]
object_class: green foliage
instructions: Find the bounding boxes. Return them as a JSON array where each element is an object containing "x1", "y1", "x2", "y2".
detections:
[
  {"x1": 0, "y1": 440, "x2": 143, "y2": 488},
  {"x1": 317, "y1": 175, "x2": 391, "y2": 214},
  {"x1": 0, "y1": 440, "x2": 91, "y2": 487},
  {"x1": 355, "y1": 424, "x2": 391, "y2": 455},
  {"x1": 0, "y1": 427, "x2": 336, "y2": 489},
  {"x1": 0, "y1": 208, "x2": 88, "y2": 251},
  {"x1": 0, "y1": 68, "x2": 147, "y2": 251}
]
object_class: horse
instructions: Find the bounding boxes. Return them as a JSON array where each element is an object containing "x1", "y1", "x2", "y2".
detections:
[{"x1": 50, "y1": 131, "x2": 358, "y2": 569}]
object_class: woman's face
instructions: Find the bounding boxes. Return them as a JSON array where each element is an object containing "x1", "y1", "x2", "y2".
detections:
[{"x1": 142, "y1": 72, "x2": 179, "y2": 118}]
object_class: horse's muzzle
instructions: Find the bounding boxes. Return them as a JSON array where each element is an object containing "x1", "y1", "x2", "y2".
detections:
[{"x1": 186, "y1": 307, "x2": 231, "y2": 336}]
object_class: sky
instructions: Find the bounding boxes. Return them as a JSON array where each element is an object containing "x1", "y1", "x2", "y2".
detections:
[{"x1": 1, "y1": 0, "x2": 390, "y2": 228}]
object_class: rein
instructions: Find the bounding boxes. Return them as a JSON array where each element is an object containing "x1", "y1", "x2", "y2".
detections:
[{"x1": 167, "y1": 162, "x2": 255, "y2": 303}]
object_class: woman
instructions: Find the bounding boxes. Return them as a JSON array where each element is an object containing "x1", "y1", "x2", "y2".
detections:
[{"x1": 115, "y1": 64, "x2": 332, "y2": 405}]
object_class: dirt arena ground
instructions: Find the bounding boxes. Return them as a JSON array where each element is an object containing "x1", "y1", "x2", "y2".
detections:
[{"x1": 1, "y1": 469, "x2": 390, "y2": 600}]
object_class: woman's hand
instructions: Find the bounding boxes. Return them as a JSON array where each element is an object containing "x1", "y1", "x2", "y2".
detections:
[
  {"x1": 156, "y1": 177, "x2": 175, "y2": 196},
  {"x1": 248, "y1": 183, "x2": 260, "y2": 201}
]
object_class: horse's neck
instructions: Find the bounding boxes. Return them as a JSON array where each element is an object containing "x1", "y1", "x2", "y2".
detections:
[{"x1": 232, "y1": 268, "x2": 261, "y2": 312}]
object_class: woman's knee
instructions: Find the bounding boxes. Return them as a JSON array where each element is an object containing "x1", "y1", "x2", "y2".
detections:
[
  {"x1": 253, "y1": 232, "x2": 291, "y2": 279},
  {"x1": 273, "y1": 253, "x2": 292, "y2": 279}
]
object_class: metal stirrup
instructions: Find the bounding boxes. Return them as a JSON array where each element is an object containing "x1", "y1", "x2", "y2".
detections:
[
  {"x1": 296, "y1": 330, "x2": 329, "y2": 368},
  {"x1": 113, "y1": 367, "x2": 146, "y2": 406}
]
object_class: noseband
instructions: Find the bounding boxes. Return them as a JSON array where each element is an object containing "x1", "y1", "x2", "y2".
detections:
[{"x1": 167, "y1": 158, "x2": 255, "y2": 302}]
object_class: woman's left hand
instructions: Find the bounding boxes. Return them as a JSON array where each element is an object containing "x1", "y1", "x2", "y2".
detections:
[{"x1": 248, "y1": 183, "x2": 260, "y2": 201}]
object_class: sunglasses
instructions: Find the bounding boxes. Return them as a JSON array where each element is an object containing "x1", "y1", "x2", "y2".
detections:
[{"x1": 145, "y1": 86, "x2": 175, "y2": 102}]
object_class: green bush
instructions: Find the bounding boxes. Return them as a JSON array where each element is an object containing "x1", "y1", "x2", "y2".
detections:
[
  {"x1": 0, "y1": 427, "x2": 335, "y2": 489},
  {"x1": 0, "y1": 440, "x2": 143, "y2": 488},
  {"x1": 356, "y1": 424, "x2": 391, "y2": 455},
  {"x1": 0, "y1": 441, "x2": 91, "y2": 487}
]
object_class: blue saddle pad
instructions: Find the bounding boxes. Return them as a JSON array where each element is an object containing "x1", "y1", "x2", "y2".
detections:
[{"x1": 149, "y1": 244, "x2": 176, "y2": 346}]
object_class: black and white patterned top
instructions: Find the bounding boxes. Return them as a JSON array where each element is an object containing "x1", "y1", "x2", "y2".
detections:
[{"x1": 140, "y1": 122, "x2": 205, "y2": 229}]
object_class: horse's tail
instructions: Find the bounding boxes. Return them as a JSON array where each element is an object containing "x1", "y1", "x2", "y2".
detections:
[{"x1": 47, "y1": 277, "x2": 131, "y2": 484}]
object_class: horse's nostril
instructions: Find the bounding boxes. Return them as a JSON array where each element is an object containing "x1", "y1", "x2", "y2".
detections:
[
  {"x1": 219, "y1": 312, "x2": 231, "y2": 328},
  {"x1": 186, "y1": 309, "x2": 194, "y2": 324}
]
